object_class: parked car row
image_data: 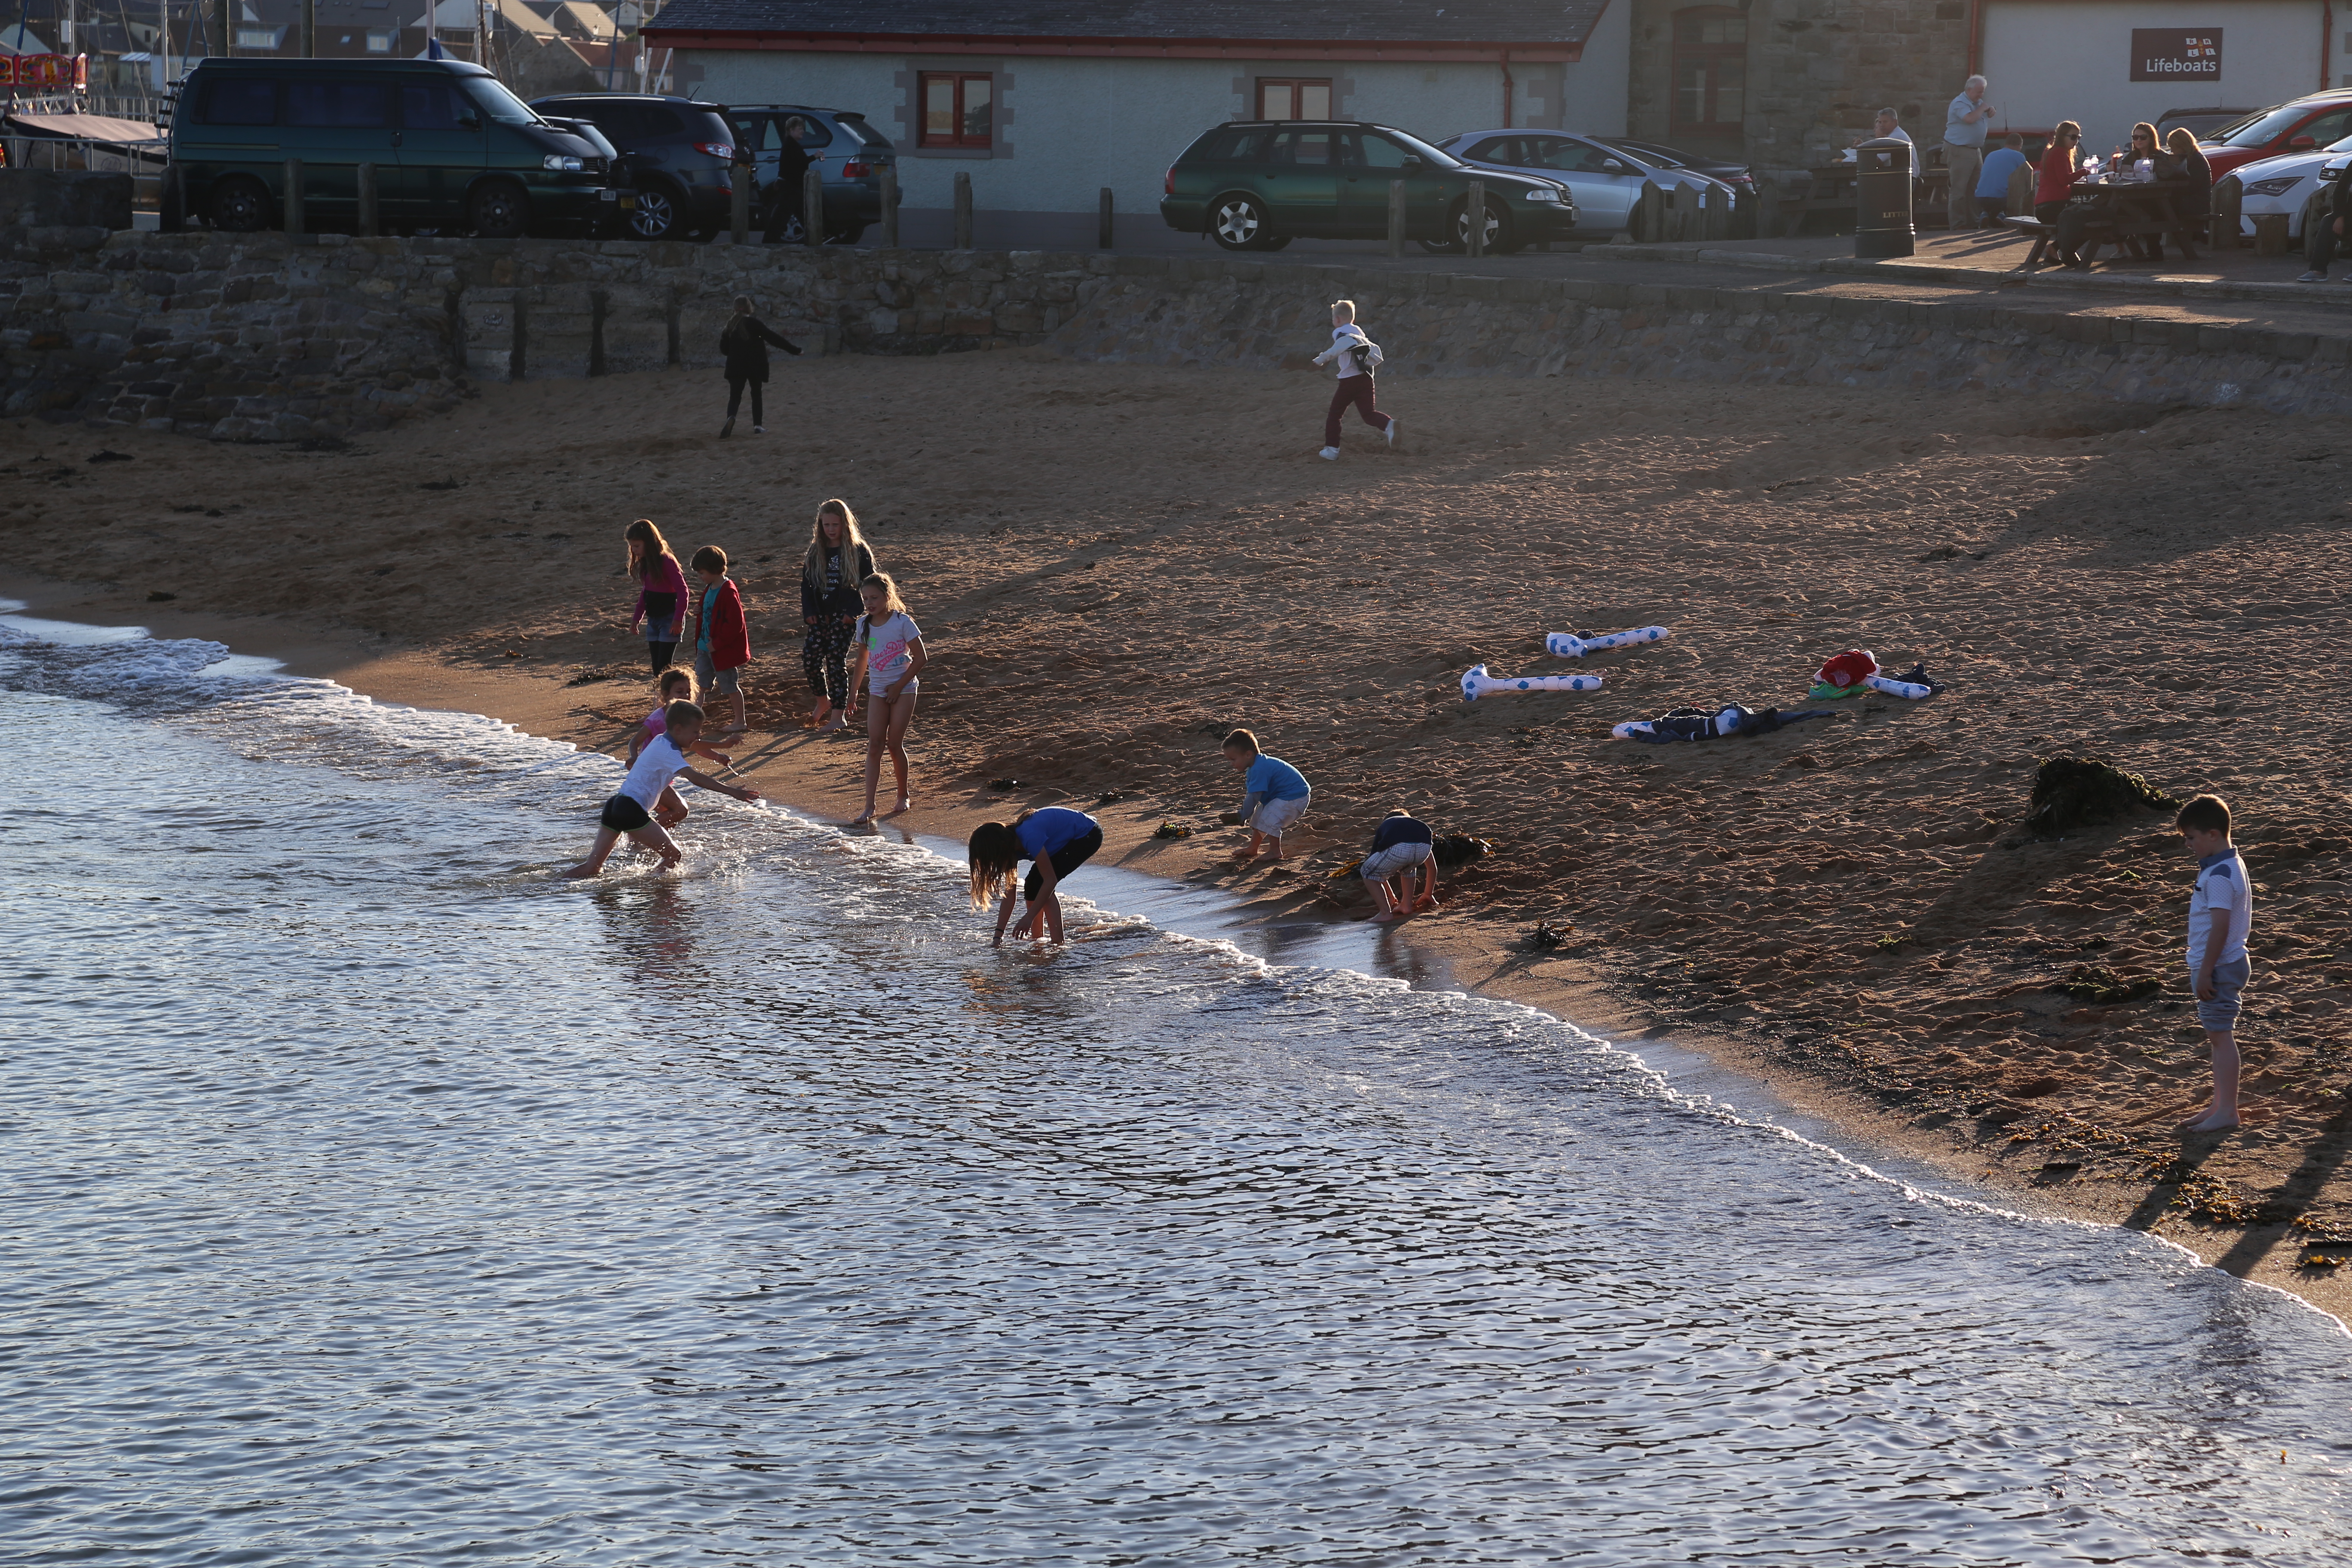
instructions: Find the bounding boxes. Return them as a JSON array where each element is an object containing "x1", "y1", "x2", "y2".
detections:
[{"x1": 2202, "y1": 90, "x2": 2352, "y2": 245}]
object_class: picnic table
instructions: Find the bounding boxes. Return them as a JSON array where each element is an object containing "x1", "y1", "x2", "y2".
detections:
[{"x1": 2004, "y1": 177, "x2": 2205, "y2": 270}]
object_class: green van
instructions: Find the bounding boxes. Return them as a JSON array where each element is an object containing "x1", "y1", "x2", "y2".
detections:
[{"x1": 168, "y1": 57, "x2": 615, "y2": 238}]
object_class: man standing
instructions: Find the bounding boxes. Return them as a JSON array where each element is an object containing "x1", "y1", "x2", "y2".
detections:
[
  {"x1": 761, "y1": 115, "x2": 814, "y2": 244},
  {"x1": 1944, "y1": 74, "x2": 1998, "y2": 231}
]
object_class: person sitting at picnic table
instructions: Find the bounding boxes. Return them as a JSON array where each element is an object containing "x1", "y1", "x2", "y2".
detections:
[
  {"x1": 1974, "y1": 134, "x2": 2030, "y2": 230},
  {"x1": 1849, "y1": 108, "x2": 1921, "y2": 183},
  {"x1": 2103, "y1": 122, "x2": 2185, "y2": 263},
  {"x1": 2038, "y1": 121, "x2": 2095, "y2": 268},
  {"x1": 2158, "y1": 126, "x2": 2212, "y2": 263}
]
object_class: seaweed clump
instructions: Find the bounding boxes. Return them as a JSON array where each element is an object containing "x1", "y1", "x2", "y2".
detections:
[
  {"x1": 2024, "y1": 756, "x2": 2178, "y2": 836},
  {"x1": 2053, "y1": 965, "x2": 2162, "y2": 1004}
]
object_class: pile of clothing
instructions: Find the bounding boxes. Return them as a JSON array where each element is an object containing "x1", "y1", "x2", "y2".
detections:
[{"x1": 1612, "y1": 704, "x2": 1837, "y2": 745}]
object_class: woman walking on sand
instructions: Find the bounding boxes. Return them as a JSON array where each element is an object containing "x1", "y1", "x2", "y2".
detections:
[
  {"x1": 717, "y1": 294, "x2": 802, "y2": 438},
  {"x1": 624, "y1": 518, "x2": 688, "y2": 673},
  {"x1": 800, "y1": 499, "x2": 874, "y2": 730}
]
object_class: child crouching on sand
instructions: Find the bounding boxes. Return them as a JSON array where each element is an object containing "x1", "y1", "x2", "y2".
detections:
[
  {"x1": 1311, "y1": 298, "x2": 1396, "y2": 462},
  {"x1": 628, "y1": 666, "x2": 735, "y2": 827},
  {"x1": 1222, "y1": 728, "x2": 1310, "y2": 863},
  {"x1": 1360, "y1": 808, "x2": 1439, "y2": 922},
  {"x1": 2177, "y1": 792, "x2": 2253, "y2": 1133},
  {"x1": 566, "y1": 700, "x2": 760, "y2": 878}
]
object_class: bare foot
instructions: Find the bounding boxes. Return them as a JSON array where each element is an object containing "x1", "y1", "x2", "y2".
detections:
[
  {"x1": 2180, "y1": 1107, "x2": 2241, "y2": 1133},
  {"x1": 561, "y1": 863, "x2": 600, "y2": 880},
  {"x1": 885, "y1": 797, "x2": 913, "y2": 817},
  {"x1": 851, "y1": 808, "x2": 876, "y2": 824},
  {"x1": 1369, "y1": 909, "x2": 1400, "y2": 923}
]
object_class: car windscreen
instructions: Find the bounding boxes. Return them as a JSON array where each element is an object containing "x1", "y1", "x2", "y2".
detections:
[
  {"x1": 1372, "y1": 128, "x2": 1462, "y2": 168},
  {"x1": 460, "y1": 74, "x2": 545, "y2": 126},
  {"x1": 2210, "y1": 103, "x2": 2321, "y2": 147}
]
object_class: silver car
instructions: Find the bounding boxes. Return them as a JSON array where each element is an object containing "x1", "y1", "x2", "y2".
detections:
[{"x1": 1438, "y1": 129, "x2": 1733, "y2": 236}]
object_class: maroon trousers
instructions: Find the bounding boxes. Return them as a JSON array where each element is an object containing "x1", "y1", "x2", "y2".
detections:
[{"x1": 1324, "y1": 374, "x2": 1390, "y2": 447}]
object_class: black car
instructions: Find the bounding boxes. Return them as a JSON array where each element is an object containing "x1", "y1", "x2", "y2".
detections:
[{"x1": 529, "y1": 93, "x2": 740, "y2": 240}]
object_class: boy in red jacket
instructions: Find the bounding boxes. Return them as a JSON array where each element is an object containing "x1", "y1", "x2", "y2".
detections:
[{"x1": 686, "y1": 545, "x2": 752, "y2": 734}]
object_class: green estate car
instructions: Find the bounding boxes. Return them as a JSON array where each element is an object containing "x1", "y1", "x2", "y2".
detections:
[
  {"x1": 1160, "y1": 119, "x2": 1576, "y2": 252},
  {"x1": 169, "y1": 57, "x2": 615, "y2": 238}
]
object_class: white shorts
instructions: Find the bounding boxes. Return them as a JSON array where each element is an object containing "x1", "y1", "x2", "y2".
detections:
[
  {"x1": 1250, "y1": 791, "x2": 1310, "y2": 837},
  {"x1": 1361, "y1": 841, "x2": 1433, "y2": 883}
]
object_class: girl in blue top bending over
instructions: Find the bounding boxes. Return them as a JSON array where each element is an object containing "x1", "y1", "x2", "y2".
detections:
[
  {"x1": 1221, "y1": 727, "x2": 1311, "y2": 864},
  {"x1": 969, "y1": 807, "x2": 1104, "y2": 945}
]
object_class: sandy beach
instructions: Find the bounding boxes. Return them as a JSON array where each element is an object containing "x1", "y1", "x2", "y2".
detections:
[{"x1": 7, "y1": 348, "x2": 2349, "y2": 1317}]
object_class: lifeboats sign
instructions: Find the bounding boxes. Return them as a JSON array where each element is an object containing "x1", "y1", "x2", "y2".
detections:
[{"x1": 2129, "y1": 29, "x2": 2222, "y2": 81}]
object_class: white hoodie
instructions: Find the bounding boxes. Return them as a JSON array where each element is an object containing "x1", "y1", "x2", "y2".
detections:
[{"x1": 1312, "y1": 324, "x2": 1383, "y2": 380}]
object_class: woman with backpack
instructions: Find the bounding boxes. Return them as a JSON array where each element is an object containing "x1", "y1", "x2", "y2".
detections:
[
  {"x1": 1310, "y1": 297, "x2": 1397, "y2": 461},
  {"x1": 717, "y1": 294, "x2": 802, "y2": 438}
]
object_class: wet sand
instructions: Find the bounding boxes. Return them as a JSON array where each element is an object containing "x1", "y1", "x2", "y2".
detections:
[{"x1": 6, "y1": 349, "x2": 2349, "y2": 1319}]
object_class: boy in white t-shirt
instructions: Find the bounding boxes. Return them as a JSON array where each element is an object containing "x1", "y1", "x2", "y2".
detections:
[
  {"x1": 1311, "y1": 298, "x2": 1396, "y2": 461},
  {"x1": 2176, "y1": 793, "x2": 2252, "y2": 1133},
  {"x1": 563, "y1": 700, "x2": 760, "y2": 879}
]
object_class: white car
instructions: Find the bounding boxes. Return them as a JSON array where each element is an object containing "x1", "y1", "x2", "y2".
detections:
[
  {"x1": 2232, "y1": 134, "x2": 2352, "y2": 240},
  {"x1": 1437, "y1": 129, "x2": 1734, "y2": 236}
]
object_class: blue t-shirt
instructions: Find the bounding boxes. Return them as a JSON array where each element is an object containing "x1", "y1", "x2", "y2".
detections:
[
  {"x1": 1243, "y1": 753, "x2": 1310, "y2": 804},
  {"x1": 1975, "y1": 145, "x2": 2030, "y2": 199},
  {"x1": 1015, "y1": 808, "x2": 1097, "y2": 861},
  {"x1": 698, "y1": 583, "x2": 722, "y2": 652},
  {"x1": 1370, "y1": 815, "x2": 1433, "y2": 852}
]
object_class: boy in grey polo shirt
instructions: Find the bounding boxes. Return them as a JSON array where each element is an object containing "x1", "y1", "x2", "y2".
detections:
[{"x1": 2176, "y1": 793, "x2": 2251, "y2": 1133}]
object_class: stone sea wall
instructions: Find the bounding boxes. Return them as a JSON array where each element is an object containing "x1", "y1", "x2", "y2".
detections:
[{"x1": 1055, "y1": 255, "x2": 2352, "y2": 416}]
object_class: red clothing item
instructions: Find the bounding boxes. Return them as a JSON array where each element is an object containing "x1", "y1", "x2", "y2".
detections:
[
  {"x1": 1815, "y1": 650, "x2": 1878, "y2": 691},
  {"x1": 692, "y1": 577, "x2": 751, "y2": 671},
  {"x1": 2034, "y1": 150, "x2": 2086, "y2": 206}
]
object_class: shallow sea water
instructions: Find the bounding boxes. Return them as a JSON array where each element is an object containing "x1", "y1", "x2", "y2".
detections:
[{"x1": 5, "y1": 615, "x2": 2351, "y2": 1566}]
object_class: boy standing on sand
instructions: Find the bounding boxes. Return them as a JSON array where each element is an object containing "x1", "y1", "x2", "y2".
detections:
[
  {"x1": 1312, "y1": 299, "x2": 1396, "y2": 461},
  {"x1": 564, "y1": 701, "x2": 760, "y2": 879},
  {"x1": 2177, "y1": 793, "x2": 2252, "y2": 1133},
  {"x1": 686, "y1": 545, "x2": 752, "y2": 735},
  {"x1": 1222, "y1": 728, "x2": 1311, "y2": 863}
]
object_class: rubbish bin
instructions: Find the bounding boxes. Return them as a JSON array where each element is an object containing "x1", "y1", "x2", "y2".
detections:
[{"x1": 1854, "y1": 136, "x2": 1916, "y2": 258}]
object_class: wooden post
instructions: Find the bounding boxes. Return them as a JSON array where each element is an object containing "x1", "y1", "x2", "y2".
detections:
[
  {"x1": 2211, "y1": 174, "x2": 2243, "y2": 248},
  {"x1": 1632, "y1": 180, "x2": 1664, "y2": 242},
  {"x1": 880, "y1": 163, "x2": 899, "y2": 247},
  {"x1": 1097, "y1": 186, "x2": 1114, "y2": 249},
  {"x1": 1703, "y1": 183, "x2": 1729, "y2": 241},
  {"x1": 356, "y1": 161, "x2": 378, "y2": 236},
  {"x1": 301, "y1": 0, "x2": 315, "y2": 56},
  {"x1": 802, "y1": 165, "x2": 824, "y2": 247},
  {"x1": 2253, "y1": 211, "x2": 2290, "y2": 257},
  {"x1": 159, "y1": 162, "x2": 184, "y2": 232},
  {"x1": 1667, "y1": 182, "x2": 1699, "y2": 242},
  {"x1": 282, "y1": 157, "x2": 304, "y2": 236},
  {"x1": 729, "y1": 161, "x2": 750, "y2": 244},
  {"x1": 1387, "y1": 178, "x2": 1406, "y2": 258},
  {"x1": 1464, "y1": 177, "x2": 1485, "y2": 257},
  {"x1": 952, "y1": 170, "x2": 972, "y2": 249}
]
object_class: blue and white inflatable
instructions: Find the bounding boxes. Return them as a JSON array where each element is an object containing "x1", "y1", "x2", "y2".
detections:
[
  {"x1": 1462, "y1": 664, "x2": 1604, "y2": 702},
  {"x1": 1546, "y1": 625, "x2": 1670, "y2": 658}
]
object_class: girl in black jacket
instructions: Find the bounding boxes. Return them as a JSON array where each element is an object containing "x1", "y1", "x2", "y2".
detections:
[
  {"x1": 800, "y1": 497, "x2": 876, "y2": 728},
  {"x1": 718, "y1": 294, "x2": 802, "y2": 437}
]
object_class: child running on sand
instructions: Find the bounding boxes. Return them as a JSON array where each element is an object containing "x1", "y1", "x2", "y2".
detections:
[
  {"x1": 1360, "y1": 808, "x2": 1439, "y2": 922},
  {"x1": 624, "y1": 519, "x2": 687, "y2": 674},
  {"x1": 685, "y1": 545, "x2": 751, "y2": 735},
  {"x1": 845, "y1": 572, "x2": 926, "y2": 824},
  {"x1": 628, "y1": 666, "x2": 736, "y2": 827},
  {"x1": 1312, "y1": 298, "x2": 1396, "y2": 462},
  {"x1": 564, "y1": 700, "x2": 760, "y2": 879},
  {"x1": 2177, "y1": 793, "x2": 2253, "y2": 1133},
  {"x1": 969, "y1": 807, "x2": 1103, "y2": 946},
  {"x1": 1222, "y1": 728, "x2": 1310, "y2": 863}
]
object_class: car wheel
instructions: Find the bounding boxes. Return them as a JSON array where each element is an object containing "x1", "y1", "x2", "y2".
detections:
[
  {"x1": 1453, "y1": 197, "x2": 1513, "y2": 254},
  {"x1": 210, "y1": 175, "x2": 271, "y2": 233},
  {"x1": 468, "y1": 181, "x2": 527, "y2": 240},
  {"x1": 1210, "y1": 193, "x2": 1274, "y2": 250},
  {"x1": 629, "y1": 182, "x2": 682, "y2": 241}
]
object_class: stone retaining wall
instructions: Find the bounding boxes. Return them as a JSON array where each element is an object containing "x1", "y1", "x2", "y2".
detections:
[{"x1": 1052, "y1": 255, "x2": 2352, "y2": 416}]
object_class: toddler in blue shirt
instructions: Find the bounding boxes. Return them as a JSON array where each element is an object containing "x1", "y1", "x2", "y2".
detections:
[{"x1": 1221, "y1": 727, "x2": 1311, "y2": 863}]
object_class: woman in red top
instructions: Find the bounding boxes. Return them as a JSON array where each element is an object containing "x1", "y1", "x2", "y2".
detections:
[{"x1": 2036, "y1": 121, "x2": 2092, "y2": 267}]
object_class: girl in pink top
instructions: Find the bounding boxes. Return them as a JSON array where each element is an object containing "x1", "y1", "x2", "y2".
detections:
[
  {"x1": 625, "y1": 518, "x2": 689, "y2": 674},
  {"x1": 627, "y1": 666, "x2": 736, "y2": 827}
]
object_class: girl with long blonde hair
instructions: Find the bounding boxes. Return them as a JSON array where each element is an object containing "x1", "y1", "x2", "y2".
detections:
[
  {"x1": 845, "y1": 572, "x2": 925, "y2": 823},
  {"x1": 623, "y1": 518, "x2": 687, "y2": 673},
  {"x1": 799, "y1": 498, "x2": 875, "y2": 729}
]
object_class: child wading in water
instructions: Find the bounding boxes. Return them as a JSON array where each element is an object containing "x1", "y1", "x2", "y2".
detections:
[
  {"x1": 628, "y1": 666, "x2": 736, "y2": 827},
  {"x1": 2177, "y1": 793, "x2": 2253, "y2": 1133},
  {"x1": 685, "y1": 545, "x2": 751, "y2": 735},
  {"x1": 800, "y1": 498, "x2": 874, "y2": 731},
  {"x1": 1312, "y1": 298, "x2": 1396, "y2": 461},
  {"x1": 1360, "y1": 808, "x2": 1439, "y2": 922},
  {"x1": 565, "y1": 700, "x2": 760, "y2": 878},
  {"x1": 969, "y1": 807, "x2": 1103, "y2": 946},
  {"x1": 624, "y1": 518, "x2": 688, "y2": 674},
  {"x1": 845, "y1": 572, "x2": 926, "y2": 824},
  {"x1": 1222, "y1": 728, "x2": 1311, "y2": 863}
]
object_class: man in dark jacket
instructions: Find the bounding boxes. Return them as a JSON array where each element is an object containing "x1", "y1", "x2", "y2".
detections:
[
  {"x1": 761, "y1": 116, "x2": 815, "y2": 245},
  {"x1": 2299, "y1": 159, "x2": 2352, "y2": 282}
]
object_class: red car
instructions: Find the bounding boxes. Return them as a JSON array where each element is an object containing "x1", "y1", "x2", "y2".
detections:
[{"x1": 2201, "y1": 93, "x2": 2352, "y2": 179}]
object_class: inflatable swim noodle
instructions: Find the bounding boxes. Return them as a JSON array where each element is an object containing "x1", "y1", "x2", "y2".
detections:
[
  {"x1": 1546, "y1": 626, "x2": 1670, "y2": 658},
  {"x1": 1462, "y1": 664, "x2": 1603, "y2": 702},
  {"x1": 1863, "y1": 673, "x2": 1933, "y2": 700}
]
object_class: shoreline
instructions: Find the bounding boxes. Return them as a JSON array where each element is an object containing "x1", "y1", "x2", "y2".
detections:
[{"x1": 9, "y1": 568, "x2": 2345, "y2": 1324}]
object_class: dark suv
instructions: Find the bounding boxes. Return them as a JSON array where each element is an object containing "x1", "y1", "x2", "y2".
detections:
[
  {"x1": 529, "y1": 93, "x2": 738, "y2": 240},
  {"x1": 1161, "y1": 120, "x2": 1575, "y2": 252},
  {"x1": 726, "y1": 104, "x2": 894, "y2": 243}
]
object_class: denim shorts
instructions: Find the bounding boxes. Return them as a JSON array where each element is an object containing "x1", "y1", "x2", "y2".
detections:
[
  {"x1": 2194, "y1": 955, "x2": 2251, "y2": 1032},
  {"x1": 694, "y1": 651, "x2": 742, "y2": 696}
]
